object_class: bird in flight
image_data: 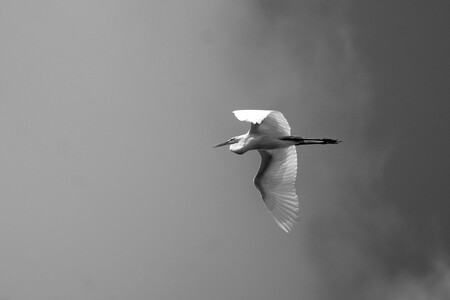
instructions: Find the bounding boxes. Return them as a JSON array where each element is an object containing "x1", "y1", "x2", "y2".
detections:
[{"x1": 214, "y1": 110, "x2": 340, "y2": 233}]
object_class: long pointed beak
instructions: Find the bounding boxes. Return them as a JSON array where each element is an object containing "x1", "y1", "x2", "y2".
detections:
[{"x1": 213, "y1": 140, "x2": 232, "y2": 148}]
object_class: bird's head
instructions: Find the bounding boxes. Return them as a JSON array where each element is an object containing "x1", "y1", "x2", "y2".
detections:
[{"x1": 213, "y1": 135, "x2": 247, "y2": 154}]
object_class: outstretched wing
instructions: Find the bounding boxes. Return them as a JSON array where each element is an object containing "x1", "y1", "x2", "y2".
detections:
[
  {"x1": 233, "y1": 110, "x2": 291, "y2": 137},
  {"x1": 254, "y1": 146, "x2": 299, "y2": 233}
]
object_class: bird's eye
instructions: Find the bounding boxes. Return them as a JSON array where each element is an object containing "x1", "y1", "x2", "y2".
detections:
[{"x1": 229, "y1": 138, "x2": 235, "y2": 142}]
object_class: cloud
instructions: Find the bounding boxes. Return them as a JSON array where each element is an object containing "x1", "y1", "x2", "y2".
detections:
[
  {"x1": 1, "y1": 1, "x2": 446, "y2": 299},
  {"x1": 366, "y1": 260, "x2": 450, "y2": 300},
  {"x1": 225, "y1": 1, "x2": 449, "y2": 299}
]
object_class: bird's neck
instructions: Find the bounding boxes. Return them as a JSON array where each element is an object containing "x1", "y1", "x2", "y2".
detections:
[{"x1": 230, "y1": 134, "x2": 255, "y2": 155}]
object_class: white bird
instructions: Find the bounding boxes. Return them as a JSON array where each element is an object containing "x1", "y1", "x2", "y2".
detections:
[{"x1": 214, "y1": 110, "x2": 340, "y2": 233}]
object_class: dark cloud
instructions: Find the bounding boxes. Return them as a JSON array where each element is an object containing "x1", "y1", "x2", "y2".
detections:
[
  {"x1": 1, "y1": 1, "x2": 448, "y2": 299},
  {"x1": 352, "y1": 0, "x2": 450, "y2": 274},
  {"x1": 248, "y1": 1, "x2": 450, "y2": 299}
]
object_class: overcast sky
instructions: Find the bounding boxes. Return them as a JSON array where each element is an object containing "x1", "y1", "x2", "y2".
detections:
[{"x1": 1, "y1": 1, "x2": 449, "y2": 300}]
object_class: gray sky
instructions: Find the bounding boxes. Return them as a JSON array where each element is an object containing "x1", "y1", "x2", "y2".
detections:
[{"x1": 0, "y1": 1, "x2": 449, "y2": 300}]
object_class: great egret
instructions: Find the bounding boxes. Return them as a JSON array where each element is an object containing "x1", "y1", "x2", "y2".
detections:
[{"x1": 214, "y1": 110, "x2": 340, "y2": 233}]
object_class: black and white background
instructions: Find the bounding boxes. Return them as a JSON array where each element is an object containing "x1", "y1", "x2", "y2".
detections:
[{"x1": 1, "y1": 1, "x2": 449, "y2": 299}]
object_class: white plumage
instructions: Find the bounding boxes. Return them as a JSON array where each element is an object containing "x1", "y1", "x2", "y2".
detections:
[
  {"x1": 214, "y1": 110, "x2": 340, "y2": 233},
  {"x1": 254, "y1": 147, "x2": 298, "y2": 233}
]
